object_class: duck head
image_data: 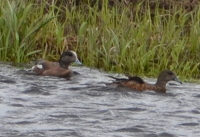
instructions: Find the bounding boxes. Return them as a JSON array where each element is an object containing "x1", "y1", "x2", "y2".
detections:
[
  {"x1": 59, "y1": 51, "x2": 83, "y2": 69},
  {"x1": 156, "y1": 70, "x2": 182, "y2": 88}
]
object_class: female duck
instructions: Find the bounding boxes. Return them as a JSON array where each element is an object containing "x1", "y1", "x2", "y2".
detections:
[
  {"x1": 108, "y1": 70, "x2": 182, "y2": 93},
  {"x1": 32, "y1": 51, "x2": 82, "y2": 78}
]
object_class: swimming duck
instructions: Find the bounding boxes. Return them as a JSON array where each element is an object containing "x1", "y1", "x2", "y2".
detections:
[
  {"x1": 108, "y1": 70, "x2": 182, "y2": 93},
  {"x1": 31, "y1": 51, "x2": 83, "y2": 78}
]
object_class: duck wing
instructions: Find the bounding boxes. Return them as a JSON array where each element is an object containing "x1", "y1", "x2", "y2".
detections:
[
  {"x1": 108, "y1": 75, "x2": 145, "y2": 84},
  {"x1": 125, "y1": 74, "x2": 145, "y2": 84}
]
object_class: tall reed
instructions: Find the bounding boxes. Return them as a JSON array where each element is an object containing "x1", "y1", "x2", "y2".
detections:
[
  {"x1": 73, "y1": 1, "x2": 200, "y2": 80},
  {"x1": 0, "y1": 0, "x2": 55, "y2": 63},
  {"x1": 0, "y1": 0, "x2": 199, "y2": 80}
]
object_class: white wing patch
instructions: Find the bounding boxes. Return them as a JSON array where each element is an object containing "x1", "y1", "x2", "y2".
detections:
[
  {"x1": 32, "y1": 64, "x2": 43, "y2": 70},
  {"x1": 36, "y1": 64, "x2": 43, "y2": 69}
]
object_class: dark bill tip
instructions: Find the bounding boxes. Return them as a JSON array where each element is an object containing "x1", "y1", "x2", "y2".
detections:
[{"x1": 174, "y1": 77, "x2": 182, "y2": 84}]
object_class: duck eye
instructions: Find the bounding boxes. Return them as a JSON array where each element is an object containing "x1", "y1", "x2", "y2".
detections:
[
  {"x1": 168, "y1": 72, "x2": 174, "y2": 75},
  {"x1": 67, "y1": 52, "x2": 73, "y2": 56},
  {"x1": 64, "y1": 51, "x2": 73, "y2": 57}
]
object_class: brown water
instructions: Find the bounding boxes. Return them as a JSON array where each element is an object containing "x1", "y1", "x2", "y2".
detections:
[{"x1": 0, "y1": 63, "x2": 200, "y2": 137}]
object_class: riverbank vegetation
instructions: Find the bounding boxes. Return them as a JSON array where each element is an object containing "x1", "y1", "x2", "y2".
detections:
[{"x1": 0, "y1": 0, "x2": 200, "y2": 81}]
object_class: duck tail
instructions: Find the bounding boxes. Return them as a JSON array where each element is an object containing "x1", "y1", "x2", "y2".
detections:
[
  {"x1": 108, "y1": 75, "x2": 128, "y2": 82},
  {"x1": 108, "y1": 75, "x2": 119, "y2": 80}
]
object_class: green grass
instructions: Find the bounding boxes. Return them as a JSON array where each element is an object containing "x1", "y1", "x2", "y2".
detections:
[{"x1": 0, "y1": 0, "x2": 200, "y2": 81}]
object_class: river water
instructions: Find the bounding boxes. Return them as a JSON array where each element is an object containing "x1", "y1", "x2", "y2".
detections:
[{"x1": 0, "y1": 63, "x2": 200, "y2": 137}]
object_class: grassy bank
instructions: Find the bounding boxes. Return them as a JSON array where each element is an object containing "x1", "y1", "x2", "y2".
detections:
[{"x1": 0, "y1": 0, "x2": 200, "y2": 81}]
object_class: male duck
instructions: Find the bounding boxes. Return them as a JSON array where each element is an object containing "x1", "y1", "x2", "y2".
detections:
[
  {"x1": 32, "y1": 51, "x2": 83, "y2": 78},
  {"x1": 108, "y1": 70, "x2": 182, "y2": 93}
]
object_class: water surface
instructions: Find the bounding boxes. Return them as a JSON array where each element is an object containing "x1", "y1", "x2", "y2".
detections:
[{"x1": 0, "y1": 63, "x2": 200, "y2": 137}]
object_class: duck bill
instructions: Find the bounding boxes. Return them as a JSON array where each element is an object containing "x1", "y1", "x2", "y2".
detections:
[
  {"x1": 74, "y1": 59, "x2": 83, "y2": 66},
  {"x1": 174, "y1": 77, "x2": 182, "y2": 84}
]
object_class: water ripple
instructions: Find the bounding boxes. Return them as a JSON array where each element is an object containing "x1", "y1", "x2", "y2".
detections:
[{"x1": 0, "y1": 63, "x2": 200, "y2": 137}]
